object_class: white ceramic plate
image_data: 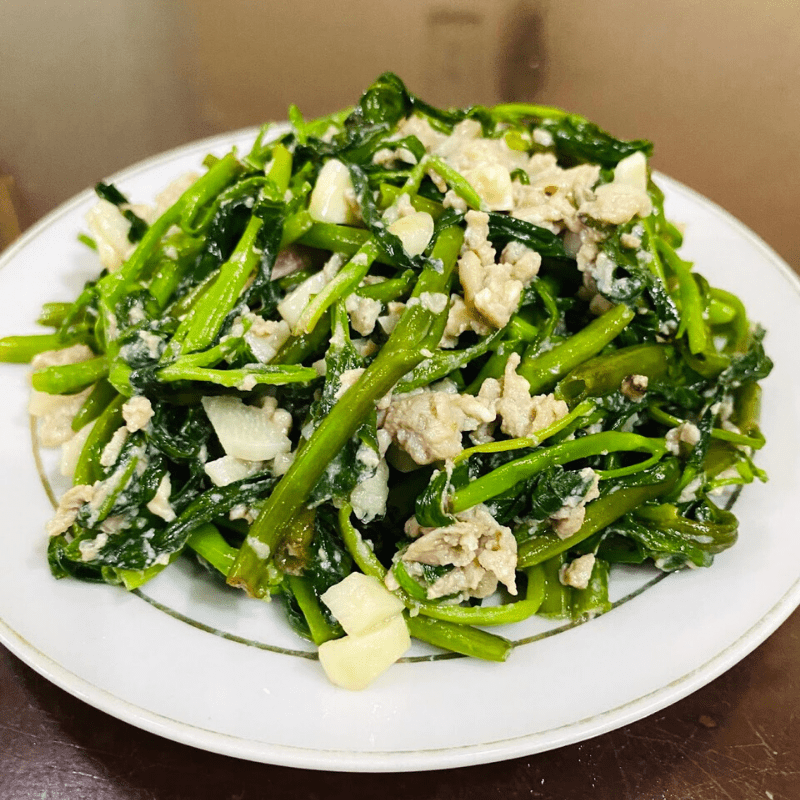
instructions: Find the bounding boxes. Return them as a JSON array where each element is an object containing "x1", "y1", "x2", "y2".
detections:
[{"x1": 1, "y1": 130, "x2": 798, "y2": 772}]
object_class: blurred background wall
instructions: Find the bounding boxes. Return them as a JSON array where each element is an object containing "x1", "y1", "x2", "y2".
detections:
[{"x1": 2, "y1": 0, "x2": 798, "y2": 267}]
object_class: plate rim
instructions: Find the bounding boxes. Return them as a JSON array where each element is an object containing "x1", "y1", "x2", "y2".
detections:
[
  {"x1": 1, "y1": 129, "x2": 799, "y2": 772},
  {"x1": 2, "y1": 573, "x2": 798, "y2": 772}
]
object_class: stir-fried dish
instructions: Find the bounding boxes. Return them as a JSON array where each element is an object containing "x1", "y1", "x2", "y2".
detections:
[{"x1": 0, "y1": 74, "x2": 771, "y2": 689}]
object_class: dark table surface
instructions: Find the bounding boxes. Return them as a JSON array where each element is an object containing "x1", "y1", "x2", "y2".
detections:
[{"x1": 2, "y1": 2, "x2": 799, "y2": 797}]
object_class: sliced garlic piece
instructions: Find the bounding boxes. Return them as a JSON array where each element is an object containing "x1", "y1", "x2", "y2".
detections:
[
  {"x1": 321, "y1": 572, "x2": 404, "y2": 636},
  {"x1": 387, "y1": 211, "x2": 434, "y2": 256},
  {"x1": 201, "y1": 396, "x2": 291, "y2": 462},
  {"x1": 463, "y1": 164, "x2": 514, "y2": 211},
  {"x1": 318, "y1": 614, "x2": 410, "y2": 690},
  {"x1": 308, "y1": 159, "x2": 359, "y2": 224},
  {"x1": 613, "y1": 151, "x2": 648, "y2": 192}
]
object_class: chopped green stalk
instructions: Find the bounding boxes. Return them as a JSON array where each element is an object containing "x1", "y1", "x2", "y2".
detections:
[
  {"x1": 681, "y1": 345, "x2": 730, "y2": 379},
  {"x1": 77, "y1": 233, "x2": 97, "y2": 251},
  {"x1": 452, "y1": 431, "x2": 668, "y2": 513},
  {"x1": 228, "y1": 228, "x2": 464, "y2": 598},
  {"x1": 424, "y1": 155, "x2": 487, "y2": 211},
  {"x1": 634, "y1": 502, "x2": 738, "y2": 546},
  {"x1": 555, "y1": 344, "x2": 673, "y2": 404},
  {"x1": 107, "y1": 360, "x2": 133, "y2": 397},
  {"x1": 187, "y1": 523, "x2": 239, "y2": 574},
  {"x1": 488, "y1": 102, "x2": 571, "y2": 122},
  {"x1": 265, "y1": 144, "x2": 293, "y2": 194},
  {"x1": 116, "y1": 551, "x2": 180, "y2": 591},
  {"x1": 99, "y1": 152, "x2": 243, "y2": 308},
  {"x1": 390, "y1": 560, "x2": 429, "y2": 601},
  {"x1": 464, "y1": 340, "x2": 527, "y2": 394},
  {"x1": 156, "y1": 363, "x2": 317, "y2": 388},
  {"x1": 530, "y1": 279, "x2": 561, "y2": 344},
  {"x1": 56, "y1": 285, "x2": 94, "y2": 338},
  {"x1": 379, "y1": 181, "x2": 412, "y2": 209},
  {"x1": 355, "y1": 270, "x2": 415, "y2": 302},
  {"x1": 517, "y1": 303, "x2": 635, "y2": 394},
  {"x1": 297, "y1": 223, "x2": 372, "y2": 259},
  {"x1": 244, "y1": 124, "x2": 280, "y2": 169},
  {"x1": 405, "y1": 614, "x2": 513, "y2": 662},
  {"x1": 278, "y1": 268, "x2": 315, "y2": 293},
  {"x1": 0, "y1": 333, "x2": 81, "y2": 364},
  {"x1": 31, "y1": 355, "x2": 108, "y2": 395},
  {"x1": 707, "y1": 297, "x2": 737, "y2": 325},
  {"x1": 294, "y1": 240, "x2": 380, "y2": 335},
  {"x1": 37, "y1": 303, "x2": 72, "y2": 328},
  {"x1": 71, "y1": 379, "x2": 117, "y2": 431},
  {"x1": 178, "y1": 151, "x2": 245, "y2": 235},
  {"x1": 657, "y1": 239, "x2": 708, "y2": 355},
  {"x1": 286, "y1": 575, "x2": 340, "y2": 645},
  {"x1": 524, "y1": 565, "x2": 546, "y2": 610},
  {"x1": 408, "y1": 226, "x2": 463, "y2": 296},
  {"x1": 407, "y1": 192, "x2": 444, "y2": 219},
  {"x1": 703, "y1": 440, "x2": 741, "y2": 479},
  {"x1": 146, "y1": 240, "x2": 204, "y2": 309},
  {"x1": 733, "y1": 382, "x2": 763, "y2": 438},
  {"x1": 712, "y1": 427, "x2": 765, "y2": 450},
  {"x1": 396, "y1": 328, "x2": 506, "y2": 393},
  {"x1": 116, "y1": 523, "x2": 239, "y2": 592},
  {"x1": 708, "y1": 287, "x2": 748, "y2": 352},
  {"x1": 397, "y1": 159, "x2": 428, "y2": 197},
  {"x1": 378, "y1": 184, "x2": 445, "y2": 219},
  {"x1": 648, "y1": 404, "x2": 765, "y2": 450},
  {"x1": 162, "y1": 329, "x2": 246, "y2": 370},
  {"x1": 517, "y1": 461, "x2": 680, "y2": 567},
  {"x1": 508, "y1": 316, "x2": 540, "y2": 342},
  {"x1": 73, "y1": 395, "x2": 125, "y2": 485},
  {"x1": 338, "y1": 504, "x2": 388, "y2": 579},
  {"x1": 537, "y1": 554, "x2": 571, "y2": 619},
  {"x1": 571, "y1": 559, "x2": 611, "y2": 621},
  {"x1": 454, "y1": 400, "x2": 596, "y2": 464},
  {"x1": 91, "y1": 456, "x2": 139, "y2": 524},
  {"x1": 279, "y1": 210, "x2": 313, "y2": 248},
  {"x1": 640, "y1": 217, "x2": 668, "y2": 285},
  {"x1": 172, "y1": 214, "x2": 264, "y2": 354},
  {"x1": 272, "y1": 316, "x2": 331, "y2": 365},
  {"x1": 165, "y1": 271, "x2": 217, "y2": 320},
  {"x1": 412, "y1": 589, "x2": 543, "y2": 627}
]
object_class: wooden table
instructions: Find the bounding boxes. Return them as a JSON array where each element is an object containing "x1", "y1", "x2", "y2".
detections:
[{"x1": 2, "y1": 1, "x2": 798, "y2": 796}]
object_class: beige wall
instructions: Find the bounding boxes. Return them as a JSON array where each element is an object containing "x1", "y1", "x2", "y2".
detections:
[{"x1": 2, "y1": 0, "x2": 798, "y2": 268}]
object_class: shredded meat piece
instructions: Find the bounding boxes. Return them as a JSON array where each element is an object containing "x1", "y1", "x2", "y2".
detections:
[
  {"x1": 479, "y1": 353, "x2": 569, "y2": 439},
  {"x1": 401, "y1": 505, "x2": 518, "y2": 599},
  {"x1": 549, "y1": 468, "x2": 601, "y2": 538},
  {"x1": 621, "y1": 374, "x2": 649, "y2": 401},
  {"x1": 560, "y1": 553, "x2": 596, "y2": 590},
  {"x1": 440, "y1": 294, "x2": 491, "y2": 348},
  {"x1": 382, "y1": 388, "x2": 495, "y2": 465},
  {"x1": 46, "y1": 484, "x2": 96, "y2": 537},
  {"x1": 457, "y1": 211, "x2": 541, "y2": 329},
  {"x1": 122, "y1": 396, "x2": 153, "y2": 432},
  {"x1": 580, "y1": 182, "x2": 652, "y2": 225},
  {"x1": 512, "y1": 157, "x2": 600, "y2": 233}
]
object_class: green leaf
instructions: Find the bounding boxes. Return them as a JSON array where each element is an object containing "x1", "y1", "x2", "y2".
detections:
[
  {"x1": 598, "y1": 498, "x2": 738, "y2": 570},
  {"x1": 528, "y1": 465, "x2": 596, "y2": 520},
  {"x1": 487, "y1": 212, "x2": 568, "y2": 259},
  {"x1": 541, "y1": 115, "x2": 653, "y2": 168},
  {"x1": 415, "y1": 461, "x2": 472, "y2": 527}
]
